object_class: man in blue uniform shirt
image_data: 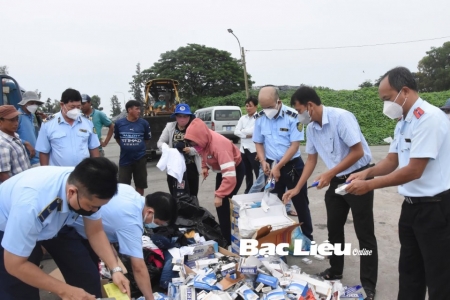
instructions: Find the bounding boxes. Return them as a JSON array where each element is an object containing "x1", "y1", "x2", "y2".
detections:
[
  {"x1": 36, "y1": 88, "x2": 100, "y2": 166},
  {"x1": 69, "y1": 185, "x2": 177, "y2": 300},
  {"x1": 253, "y1": 85, "x2": 313, "y2": 241},
  {"x1": 0, "y1": 157, "x2": 130, "y2": 300},
  {"x1": 346, "y1": 67, "x2": 450, "y2": 300},
  {"x1": 284, "y1": 86, "x2": 377, "y2": 300}
]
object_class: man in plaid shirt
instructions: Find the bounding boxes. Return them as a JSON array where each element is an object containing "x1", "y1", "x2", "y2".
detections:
[{"x1": 0, "y1": 105, "x2": 31, "y2": 183}]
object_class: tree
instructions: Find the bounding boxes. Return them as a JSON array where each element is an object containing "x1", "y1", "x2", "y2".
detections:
[
  {"x1": 414, "y1": 41, "x2": 450, "y2": 92},
  {"x1": 129, "y1": 63, "x2": 144, "y2": 103},
  {"x1": 42, "y1": 98, "x2": 53, "y2": 113},
  {"x1": 91, "y1": 95, "x2": 102, "y2": 110},
  {"x1": 0, "y1": 65, "x2": 8, "y2": 75},
  {"x1": 140, "y1": 44, "x2": 253, "y2": 102},
  {"x1": 358, "y1": 80, "x2": 374, "y2": 88},
  {"x1": 110, "y1": 95, "x2": 122, "y2": 118}
]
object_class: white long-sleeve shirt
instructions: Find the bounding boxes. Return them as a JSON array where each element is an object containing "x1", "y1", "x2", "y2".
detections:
[{"x1": 234, "y1": 114, "x2": 256, "y2": 153}]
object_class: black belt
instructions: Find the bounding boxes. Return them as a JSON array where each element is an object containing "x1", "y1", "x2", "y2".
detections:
[
  {"x1": 266, "y1": 157, "x2": 300, "y2": 168},
  {"x1": 405, "y1": 189, "x2": 450, "y2": 204},
  {"x1": 334, "y1": 163, "x2": 373, "y2": 181}
]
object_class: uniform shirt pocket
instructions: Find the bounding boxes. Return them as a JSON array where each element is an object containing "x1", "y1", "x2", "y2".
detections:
[
  {"x1": 76, "y1": 130, "x2": 90, "y2": 150},
  {"x1": 49, "y1": 132, "x2": 67, "y2": 150},
  {"x1": 261, "y1": 129, "x2": 272, "y2": 139}
]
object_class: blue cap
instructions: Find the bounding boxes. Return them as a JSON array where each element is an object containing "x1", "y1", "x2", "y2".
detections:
[
  {"x1": 171, "y1": 103, "x2": 193, "y2": 118},
  {"x1": 81, "y1": 94, "x2": 91, "y2": 103}
]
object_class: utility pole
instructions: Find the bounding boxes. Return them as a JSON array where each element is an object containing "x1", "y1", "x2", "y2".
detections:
[{"x1": 228, "y1": 29, "x2": 250, "y2": 98}]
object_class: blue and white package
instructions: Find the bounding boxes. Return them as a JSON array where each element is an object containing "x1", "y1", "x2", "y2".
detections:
[
  {"x1": 168, "y1": 282, "x2": 182, "y2": 300},
  {"x1": 193, "y1": 274, "x2": 221, "y2": 291},
  {"x1": 256, "y1": 274, "x2": 279, "y2": 289},
  {"x1": 237, "y1": 285, "x2": 259, "y2": 300},
  {"x1": 286, "y1": 281, "x2": 308, "y2": 299},
  {"x1": 263, "y1": 288, "x2": 286, "y2": 300}
]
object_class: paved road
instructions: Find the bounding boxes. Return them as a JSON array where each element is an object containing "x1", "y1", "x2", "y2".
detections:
[{"x1": 40, "y1": 139, "x2": 402, "y2": 299}]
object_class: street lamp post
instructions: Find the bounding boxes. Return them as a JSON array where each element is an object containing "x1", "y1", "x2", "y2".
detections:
[
  {"x1": 114, "y1": 91, "x2": 126, "y2": 109},
  {"x1": 228, "y1": 29, "x2": 249, "y2": 98}
]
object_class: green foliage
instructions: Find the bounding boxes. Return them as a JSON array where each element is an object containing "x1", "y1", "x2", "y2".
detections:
[
  {"x1": 110, "y1": 95, "x2": 122, "y2": 118},
  {"x1": 129, "y1": 63, "x2": 144, "y2": 103},
  {"x1": 415, "y1": 41, "x2": 450, "y2": 92},
  {"x1": 358, "y1": 80, "x2": 374, "y2": 88},
  {"x1": 140, "y1": 44, "x2": 253, "y2": 102},
  {"x1": 193, "y1": 87, "x2": 450, "y2": 145}
]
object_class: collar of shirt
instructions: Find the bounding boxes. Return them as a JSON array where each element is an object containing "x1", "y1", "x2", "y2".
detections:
[
  {"x1": 0, "y1": 130, "x2": 20, "y2": 141},
  {"x1": 311, "y1": 105, "x2": 329, "y2": 130},
  {"x1": 403, "y1": 97, "x2": 424, "y2": 123},
  {"x1": 18, "y1": 107, "x2": 33, "y2": 120},
  {"x1": 89, "y1": 109, "x2": 97, "y2": 118},
  {"x1": 273, "y1": 105, "x2": 289, "y2": 119},
  {"x1": 59, "y1": 173, "x2": 71, "y2": 214}
]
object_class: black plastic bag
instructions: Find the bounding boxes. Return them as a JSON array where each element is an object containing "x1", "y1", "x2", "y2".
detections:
[{"x1": 174, "y1": 200, "x2": 228, "y2": 248}]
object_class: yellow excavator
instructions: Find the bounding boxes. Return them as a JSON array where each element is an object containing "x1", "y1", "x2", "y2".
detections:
[{"x1": 142, "y1": 78, "x2": 181, "y2": 159}]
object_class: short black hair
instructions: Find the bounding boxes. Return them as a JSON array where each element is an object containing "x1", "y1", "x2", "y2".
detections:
[
  {"x1": 61, "y1": 88, "x2": 82, "y2": 104},
  {"x1": 380, "y1": 66, "x2": 418, "y2": 92},
  {"x1": 126, "y1": 100, "x2": 141, "y2": 113},
  {"x1": 145, "y1": 192, "x2": 178, "y2": 224},
  {"x1": 68, "y1": 157, "x2": 118, "y2": 200},
  {"x1": 291, "y1": 86, "x2": 321, "y2": 106},
  {"x1": 245, "y1": 96, "x2": 258, "y2": 107}
]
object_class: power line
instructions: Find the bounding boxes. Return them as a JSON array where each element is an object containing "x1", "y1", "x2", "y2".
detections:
[{"x1": 246, "y1": 35, "x2": 450, "y2": 52}]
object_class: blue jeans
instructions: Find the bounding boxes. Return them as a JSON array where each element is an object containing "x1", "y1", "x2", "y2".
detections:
[{"x1": 248, "y1": 165, "x2": 294, "y2": 212}]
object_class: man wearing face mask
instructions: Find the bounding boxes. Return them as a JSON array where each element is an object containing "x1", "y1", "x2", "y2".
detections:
[
  {"x1": 17, "y1": 91, "x2": 44, "y2": 167},
  {"x1": 36, "y1": 88, "x2": 100, "y2": 166},
  {"x1": 345, "y1": 67, "x2": 450, "y2": 300},
  {"x1": 253, "y1": 85, "x2": 313, "y2": 241},
  {"x1": 440, "y1": 98, "x2": 450, "y2": 121},
  {"x1": 283, "y1": 86, "x2": 377, "y2": 300},
  {"x1": 0, "y1": 157, "x2": 130, "y2": 300},
  {"x1": 67, "y1": 186, "x2": 176, "y2": 300}
]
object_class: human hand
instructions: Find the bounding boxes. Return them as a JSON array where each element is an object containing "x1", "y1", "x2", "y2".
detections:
[
  {"x1": 24, "y1": 142, "x2": 36, "y2": 158},
  {"x1": 183, "y1": 147, "x2": 191, "y2": 154},
  {"x1": 202, "y1": 168, "x2": 209, "y2": 179},
  {"x1": 345, "y1": 180, "x2": 372, "y2": 196},
  {"x1": 282, "y1": 188, "x2": 300, "y2": 204},
  {"x1": 111, "y1": 272, "x2": 130, "y2": 298},
  {"x1": 271, "y1": 165, "x2": 281, "y2": 182},
  {"x1": 100, "y1": 141, "x2": 108, "y2": 148},
  {"x1": 314, "y1": 171, "x2": 335, "y2": 189},
  {"x1": 214, "y1": 196, "x2": 223, "y2": 207},
  {"x1": 59, "y1": 285, "x2": 95, "y2": 300},
  {"x1": 261, "y1": 161, "x2": 271, "y2": 176},
  {"x1": 346, "y1": 169, "x2": 369, "y2": 183}
]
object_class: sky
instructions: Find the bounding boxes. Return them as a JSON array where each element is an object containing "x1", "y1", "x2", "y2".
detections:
[{"x1": 2, "y1": 0, "x2": 449, "y2": 115}]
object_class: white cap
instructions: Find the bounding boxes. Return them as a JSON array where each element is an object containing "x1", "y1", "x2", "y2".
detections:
[{"x1": 18, "y1": 91, "x2": 44, "y2": 106}]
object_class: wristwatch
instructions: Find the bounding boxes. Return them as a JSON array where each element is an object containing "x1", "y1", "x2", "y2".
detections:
[{"x1": 111, "y1": 266, "x2": 123, "y2": 274}]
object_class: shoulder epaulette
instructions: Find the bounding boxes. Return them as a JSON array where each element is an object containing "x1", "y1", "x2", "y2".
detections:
[
  {"x1": 254, "y1": 111, "x2": 265, "y2": 119},
  {"x1": 413, "y1": 107, "x2": 425, "y2": 119},
  {"x1": 43, "y1": 114, "x2": 55, "y2": 122},
  {"x1": 285, "y1": 110, "x2": 298, "y2": 118},
  {"x1": 38, "y1": 197, "x2": 62, "y2": 223}
]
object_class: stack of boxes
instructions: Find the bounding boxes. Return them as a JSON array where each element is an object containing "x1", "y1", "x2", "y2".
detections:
[{"x1": 229, "y1": 192, "x2": 296, "y2": 255}]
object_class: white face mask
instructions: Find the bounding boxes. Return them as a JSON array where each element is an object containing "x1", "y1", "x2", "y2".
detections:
[
  {"x1": 264, "y1": 102, "x2": 280, "y2": 119},
  {"x1": 383, "y1": 90, "x2": 407, "y2": 120},
  {"x1": 65, "y1": 105, "x2": 81, "y2": 120},
  {"x1": 27, "y1": 104, "x2": 38, "y2": 114},
  {"x1": 297, "y1": 109, "x2": 311, "y2": 125}
]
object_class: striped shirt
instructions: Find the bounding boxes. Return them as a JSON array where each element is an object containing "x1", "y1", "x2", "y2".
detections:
[
  {"x1": 0, "y1": 130, "x2": 31, "y2": 182},
  {"x1": 305, "y1": 106, "x2": 371, "y2": 176}
]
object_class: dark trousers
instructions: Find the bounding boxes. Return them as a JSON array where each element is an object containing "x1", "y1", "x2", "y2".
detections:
[
  {"x1": 215, "y1": 161, "x2": 245, "y2": 246},
  {"x1": 397, "y1": 193, "x2": 450, "y2": 300},
  {"x1": 268, "y1": 157, "x2": 313, "y2": 241},
  {"x1": 0, "y1": 231, "x2": 43, "y2": 300},
  {"x1": 242, "y1": 149, "x2": 260, "y2": 194},
  {"x1": 325, "y1": 177, "x2": 378, "y2": 292},
  {"x1": 167, "y1": 163, "x2": 200, "y2": 197},
  {"x1": 0, "y1": 226, "x2": 101, "y2": 300}
]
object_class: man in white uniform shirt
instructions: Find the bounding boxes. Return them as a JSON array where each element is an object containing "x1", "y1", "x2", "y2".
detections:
[{"x1": 234, "y1": 97, "x2": 260, "y2": 193}]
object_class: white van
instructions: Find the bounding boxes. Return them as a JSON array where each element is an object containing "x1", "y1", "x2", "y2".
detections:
[{"x1": 194, "y1": 106, "x2": 242, "y2": 142}]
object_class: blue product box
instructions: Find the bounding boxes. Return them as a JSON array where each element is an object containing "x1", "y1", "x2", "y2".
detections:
[{"x1": 256, "y1": 273, "x2": 279, "y2": 289}]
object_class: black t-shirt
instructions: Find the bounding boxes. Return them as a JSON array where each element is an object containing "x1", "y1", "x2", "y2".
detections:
[{"x1": 172, "y1": 126, "x2": 194, "y2": 164}]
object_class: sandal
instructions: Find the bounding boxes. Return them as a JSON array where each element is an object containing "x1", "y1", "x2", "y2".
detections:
[
  {"x1": 317, "y1": 268, "x2": 343, "y2": 280},
  {"x1": 287, "y1": 211, "x2": 298, "y2": 216}
]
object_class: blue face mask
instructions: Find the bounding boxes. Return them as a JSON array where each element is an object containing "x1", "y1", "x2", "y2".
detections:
[{"x1": 144, "y1": 212, "x2": 159, "y2": 229}]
